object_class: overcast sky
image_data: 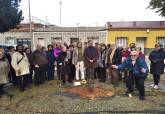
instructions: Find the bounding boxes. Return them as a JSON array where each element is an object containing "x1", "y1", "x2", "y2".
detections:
[{"x1": 19, "y1": 0, "x2": 164, "y2": 27}]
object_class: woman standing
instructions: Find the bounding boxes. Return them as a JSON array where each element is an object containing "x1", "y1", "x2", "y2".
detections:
[
  {"x1": 99, "y1": 44, "x2": 107, "y2": 82},
  {"x1": 0, "y1": 47, "x2": 10, "y2": 96},
  {"x1": 25, "y1": 47, "x2": 33, "y2": 84},
  {"x1": 11, "y1": 45, "x2": 30, "y2": 91},
  {"x1": 149, "y1": 43, "x2": 165, "y2": 89},
  {"x1": 46, "y1": 44, "x2": 55, "y2": 80}
]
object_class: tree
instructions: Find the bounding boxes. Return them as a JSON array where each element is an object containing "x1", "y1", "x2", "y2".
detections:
[
  {"x1": 0, "y1": 0, "x2": 23, "y2": 32},
  {"x1": 148, "y1": 0, "x2": 165, "y2": 17}
]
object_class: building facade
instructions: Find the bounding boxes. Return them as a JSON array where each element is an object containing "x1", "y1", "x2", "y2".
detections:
[
  {"x1": 0, "y1": 23, "x2": 107, "y2": 49},
  {"x1": 107, "y1": 21, "x2": 165, "y2": 54}
]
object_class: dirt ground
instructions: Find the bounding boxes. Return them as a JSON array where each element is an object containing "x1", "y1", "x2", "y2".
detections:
[{"x1": 0, "y1": 74, "x2": 165, "y2": 114}]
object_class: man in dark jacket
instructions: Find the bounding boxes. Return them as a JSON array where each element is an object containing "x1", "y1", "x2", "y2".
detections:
[
  {"x1": 149, "y1": 43, "x2": 165, "y2": 89},
  {"x1": 112, "y1": 51, "x2": 149, "y2": 100},
  {"x1": 106, "y1": 43, "x2": 122, "y2": 86},
  {"x1": 84, "y1": 40, "x2": 98, "y2": 84},
  {"x1": 46, "y1": 44, "x2": 55, "y2": 80},
  {"x1": 30, "y1": 45, "x2": 48, "y2": 85},
  {"x1": 56, "y1": 46, "x2": 67, "y2": 85}
]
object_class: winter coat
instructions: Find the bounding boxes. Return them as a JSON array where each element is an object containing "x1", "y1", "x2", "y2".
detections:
[
  {"x1": 106, "y1": 48, "x2": 122, "y2": 65},
  {"x1": 149, "y1": 49, "x2": 165, "y2": 75},
  {"x1": 0, "y1": 58, "x2": 9, "y2": 84},
  {"x1": 11, "y1": 52, "x2": 30, "y2": 76},
  {"x1": 46, "y1": 50, "x2": 55, "y2": 67},
  {"x1": 117, "y1": 57, "x2": 149, "y2": 77},
  {"x1": 30, "y1": 50, "x2": 48, "y2": 68},
  {"x1": 83, "y1": 46, "x2": 98, "y2": 69},
  {"x1": 72, "y1": 48, "x2": 84, "y2": 65}
]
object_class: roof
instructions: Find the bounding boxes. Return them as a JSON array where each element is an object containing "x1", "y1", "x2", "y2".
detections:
[
  {"x1": 9, "y1": 23, "x2": 106, "y2": 32},
  {"x1": 107, "y1": 21, "x2": 165, "y2": 30}
]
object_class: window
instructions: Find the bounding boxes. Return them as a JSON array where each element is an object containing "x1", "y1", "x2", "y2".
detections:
[
  {"x1": 157, "y1": 37, "x2": 165, "y2": 48},
  {"x1": 116, "y1": 37, "x2": 127, "y2": 47},
  {"x1": 51, "y1": 37, "x2": 62, "y2": 44},
  {"x1": 17, "y1": 39, "x2": 31, "y2": 47},
  {"x1": 5, "y1": 37, "x2": 16, "y2": 45},
  {"x1": 38, "y1": 38, "x2": 45, "y2": 46}
]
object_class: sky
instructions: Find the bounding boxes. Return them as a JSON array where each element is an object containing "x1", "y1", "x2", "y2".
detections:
[{"x1": 19, "y1": 0, "x2": 164, "y2": 27}]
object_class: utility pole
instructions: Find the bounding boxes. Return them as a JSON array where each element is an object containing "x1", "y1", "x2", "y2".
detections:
[
  {"x1": 28, "y1": 0, "x2": 34, "y2": 49},
  {"x1": 76, "y1": 23, "x2": 80, "y2": 38},
  {"x1": 59, "y1": 1, "x2": 62, "y2": 27}
]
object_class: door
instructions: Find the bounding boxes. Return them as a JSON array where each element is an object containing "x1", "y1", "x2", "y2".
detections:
[{"x1": 136, "y1": 37, "x2": 146, "y2": 53}]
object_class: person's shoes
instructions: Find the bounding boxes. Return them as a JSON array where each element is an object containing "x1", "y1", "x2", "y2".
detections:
[
  {"x1": 81, "y1": 79, "x2": 87, "y2": 84},
  {"x1": 150, "y1": 84, "x2": 155, "y2": 88},
  {"x1": 139, "y1": 96, "x2": 145, "y2": 101},
  {"x1": 154, "y1": 85, "x2": 159, "y2": 89},
  {"x1": 128, "y1": 93, "x2": 133, "y2": 97}
]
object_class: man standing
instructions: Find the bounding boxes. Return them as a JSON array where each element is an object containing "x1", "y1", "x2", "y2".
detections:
[
  {"x1": 30, "y1": 45, "x2": 48, "y2": 86},
  {"x1": 84, "y1": 40, "x2": 98, "y2": 84},
  {"x1": 106, "y1": 43, "x2": 122, "y2": 87}
]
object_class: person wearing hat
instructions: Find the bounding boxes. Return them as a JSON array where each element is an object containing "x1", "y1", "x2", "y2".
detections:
[
  {"x1": 112, "y1": 51, "x2": 149, "y2": 100},
  {"x1": 149, "y1": 43, "x2": 165, "y2": 89}
]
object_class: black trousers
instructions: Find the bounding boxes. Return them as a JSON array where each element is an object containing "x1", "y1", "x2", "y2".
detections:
[
  {"x1": 34, "y1": 66, "x2": 46, "y2": 85},
  {"x1": 27, "y1": 70, "x2": 33, "y2": 84},
  {"x1": 17, "y1": 75, "x2": 28, "y2": 91},
  {"x1": 94, "y1": 67, "x2": 101, "y2": 79},
  {"x1": 0, "y1": 84, "x2": 4, "y2": 95},
  {"x1": 153, "y1": 73, "x2": 161, "y2": 85},
  {"x1": 87, "y1": 68, "x2": 95, "y2": 81},
  {"x1": 57, "y1": 63, "x2": 66, "y2": 84},
  {"x1": 99, "y1": 67, "x2": 106, "y2": 82},
  {"x1": 126, "y1": 75, "x2": 145, "y2": 97},
  {"x1": 9, "y1": 68, "x2": 17, "y2": 85},
  {"x1": 47, "y1": 65, "x2": 55, "y2": 80}
]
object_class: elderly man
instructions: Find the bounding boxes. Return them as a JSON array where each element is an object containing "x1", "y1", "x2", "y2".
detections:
[
  {"x1": 84, "y1": 40, "x2": 98, "y2": 84},
  {"x1": 30, "y1": 44, "x2": 48, "y2": 85},
  {"x1": 112, "y1": 51, "x2": 148, "y2": 100},
  {"x1": 106, "y1": 43, "x2": 122, "y2": 86}
]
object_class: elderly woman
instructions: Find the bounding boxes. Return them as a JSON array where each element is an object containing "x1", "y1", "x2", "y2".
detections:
[
  {"x1": 11, "y1": 45, "x2": 30, "y2": 91},
  {"x1": 112, "y1": 51, "x2": 148, "y2": 100},
  {"x1": 0, "y1": 47, "x2": 10, "y2": 96},
  {"x1": 149, "y1": 43, "x2": 165, "y2": 89}
]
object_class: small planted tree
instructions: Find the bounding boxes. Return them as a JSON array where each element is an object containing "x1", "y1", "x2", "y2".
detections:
[{"x1": 0, "y1": 0, "x2": 23, "y2": 33}]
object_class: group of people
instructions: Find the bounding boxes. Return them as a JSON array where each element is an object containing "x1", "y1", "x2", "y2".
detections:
[{"x1": 0, "y1": 40, "x2": 164, "y2": 100}]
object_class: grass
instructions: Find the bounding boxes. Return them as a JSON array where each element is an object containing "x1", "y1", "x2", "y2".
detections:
[{"x1": 0, "y1": 74, "x2": 165, "y2": 114}]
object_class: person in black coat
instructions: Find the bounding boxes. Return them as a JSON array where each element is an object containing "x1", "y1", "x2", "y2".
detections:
[
  {"x1": 56, "y1": 46, "x2": 67, "y2": 84},
  {"x1": 6, "y1": 46, "x2": 17, "y2": 85},
  {"x1": 149, "y1": 43, "x2": 165, "y2": 89},
  {"x1": 46, "y1": 44, "x2": 55, "y2": 80}
]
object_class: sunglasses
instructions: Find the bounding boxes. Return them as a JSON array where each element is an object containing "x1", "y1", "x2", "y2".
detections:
[{"x1": 130, "y1": 55, "x2": 136, "y2": 57}]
